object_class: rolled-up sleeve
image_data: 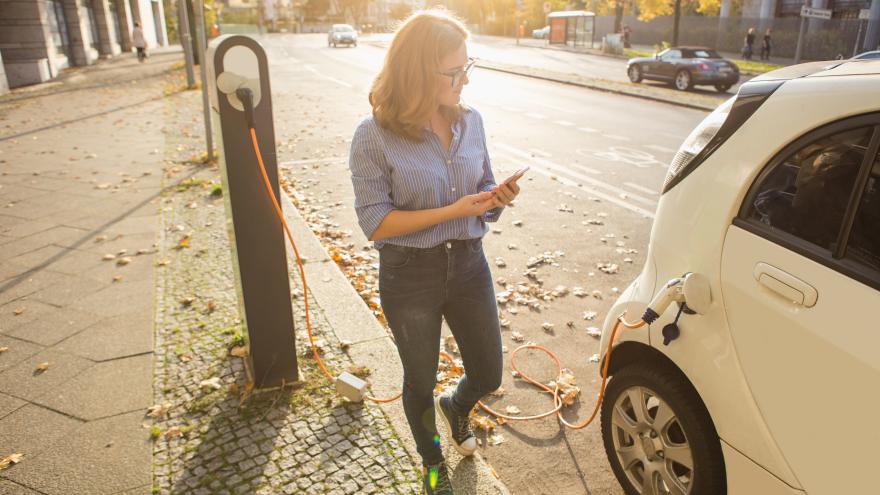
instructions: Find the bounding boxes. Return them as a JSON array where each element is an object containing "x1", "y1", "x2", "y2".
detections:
[
  {"x1": 475, "y1": 112, "x2": 504, "y2": 223},
  {"x1": 349, "y1": 123, "x2": 395, "y2": 240}
]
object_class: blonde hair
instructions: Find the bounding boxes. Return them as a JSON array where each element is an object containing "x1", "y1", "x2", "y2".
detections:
[{"x1": 369, "y1": 9, "x2": 469, "y2": 142}]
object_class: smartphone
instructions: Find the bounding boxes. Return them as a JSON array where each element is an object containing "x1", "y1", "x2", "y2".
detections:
[{"x1": 499, "y1": 166, "x2": 530, "y2": 188}]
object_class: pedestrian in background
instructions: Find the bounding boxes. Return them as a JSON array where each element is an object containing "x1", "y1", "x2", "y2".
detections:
[
  {"x1": 761, "y1": 28, "x2": 772, "y2": 61},
  {"x1": 132, "y1": 21, "x2": 147, "y2": 62},
  {"x1": 623, "y1": 24, "x2": 632, "y2": 48},
  {"x1": 743, "y1": 27, "x2": 756, "y2": 60},
  {"x1": 348, "y1": 9, "x2": 519, "y2": 495}
]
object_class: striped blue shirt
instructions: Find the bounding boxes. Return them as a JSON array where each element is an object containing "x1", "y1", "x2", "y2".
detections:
[{"x1": 348, "y1": 107, "x2": 504, "y2": 249}]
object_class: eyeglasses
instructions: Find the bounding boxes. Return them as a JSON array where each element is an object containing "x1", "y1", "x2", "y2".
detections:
[{"x1": 438, "y1": 58, "x2": 476, "y2": 88}]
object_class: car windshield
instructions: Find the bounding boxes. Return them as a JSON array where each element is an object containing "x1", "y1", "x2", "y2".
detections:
[
  {"x1": 687, "y1": 49, "x2": 721, "y2": 59},
  {"x1": 334, "y1": 26, "x2": 354, "y2": 32}
]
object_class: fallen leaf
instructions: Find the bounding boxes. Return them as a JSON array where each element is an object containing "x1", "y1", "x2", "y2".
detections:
[
  {"x1": 200, "y1": 377, "x2": 222, "y2": 390},
  {"x1": 541, "y1": 322, "x2": 554, "y2": 333},
  {"x1": 146, "y1": 403, "x2": 172, "y2": 419},
  {"x1": 13, "y1": 308, "x2": 25, "y2": 316},
  {"x1": 588, "y1": 353, "x2": 600, "y2": 363},
  {"x1": 35, "y1": 362, "x2": 50, "y2": 372},
  {"x1": 229, "y1": 346, "x2": 249, "y2": 358},
  {"x1": 95, "y1": 235, "x2": 107, "y2": 242},
  {"x1": 0, "y1": 453, "x2": 23, "y2": 470},
  {"x1": 112, "y1": 275, "x2": 123, "y2": 283},
  {"x1": 511, "y1": 331, "x2": 525, "y2": 343},
  {"x1": 489, "y1": 432, "x2": 505, "y2": 445},
  {"x1": 102, "y1": 254, "x2": 116, "y2": 261},
  {"x1": 164, "y1": 426, "x2": 183, "y2": 439},
  {"x1": 505, "y1": 405, "x2": 521, "y2": 415},
  {"x1": 0, "y1": 346, "x2": 8, "y2": 353},
  {"x1": 444, "y1": 335, "x2": 459, "y2": 355},
  {"x1": 179, "y1": 354, "x2": 192, "y2": 362},
  {"x1": 587, "y1": 327, "x2": 602, "y2": 338}
]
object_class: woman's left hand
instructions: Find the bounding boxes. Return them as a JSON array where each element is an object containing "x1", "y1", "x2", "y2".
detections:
[{"x1": 492, "y1": 181, "x2": 520, "y2": 207}]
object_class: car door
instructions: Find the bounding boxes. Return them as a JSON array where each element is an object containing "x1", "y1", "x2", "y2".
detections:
[
  {"x1": 657, "y1": 49, "x2": 682, "y2": 80},
  {"x1": 720, "y1": 115, "x2": 880, "y2": 494}
]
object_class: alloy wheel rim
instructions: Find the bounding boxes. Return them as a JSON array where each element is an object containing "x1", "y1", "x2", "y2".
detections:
[{"x1": 610, "y1": 386, "x2": 694, "y2": 495}]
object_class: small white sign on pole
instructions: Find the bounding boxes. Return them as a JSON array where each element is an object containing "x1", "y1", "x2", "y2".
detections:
[
  {"x1": 800, "y1": 6, "x2": 832, "y2": 20},
  {"x1": 858, "y1": 9, "x2": 871, "y2": 20}
]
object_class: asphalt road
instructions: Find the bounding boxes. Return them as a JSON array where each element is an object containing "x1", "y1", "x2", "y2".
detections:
[{"x1": 261, "y1": 33, "x2": 708, "y2": 494}]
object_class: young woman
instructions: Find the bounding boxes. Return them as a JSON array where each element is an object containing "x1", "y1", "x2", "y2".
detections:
[{"x1": 347, "y1": 10, "x2": 521, "y2": 495}]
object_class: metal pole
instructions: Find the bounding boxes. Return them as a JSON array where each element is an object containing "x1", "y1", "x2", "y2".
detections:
[
  {"x1": 854, "y1": 20, "x2": 865, "y2": 57},
  {"x1": 178, "y1": 0, "x2": 196, "y2": 86},
  {"x1": 794, "y1": 10, "x2": 807, "y2": 64},
  {"x1": 192, "y1": 0, "x2": 213, "y2": 161}
]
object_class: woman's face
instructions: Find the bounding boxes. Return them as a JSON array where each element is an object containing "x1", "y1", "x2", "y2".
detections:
[{"x1": 435, "y1": 42, "x2": 469, "y2": 107}]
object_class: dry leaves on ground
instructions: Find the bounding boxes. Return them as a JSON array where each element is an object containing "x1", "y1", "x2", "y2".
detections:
[{"x1": 0, "y1": 453, "x2": 23, "y2": 470}]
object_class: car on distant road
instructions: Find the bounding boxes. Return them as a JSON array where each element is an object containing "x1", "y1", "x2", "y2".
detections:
[
  {"x1": 532, "y1": 26, "x2": 550, "y2": 39},
  {"x1": 853, "y1": 50, "x2": 880, "y2": 60},
  {"x1": 328, "y1": 24, "x2": 357, "y2": 48},
  {"x1": 627, "y1": 46, "x2": 740, "y2": 92}
]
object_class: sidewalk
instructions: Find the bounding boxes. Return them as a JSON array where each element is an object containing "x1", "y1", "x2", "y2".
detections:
[{"x1": 1, "y1": 46, "x2": 508, "y2": 494}]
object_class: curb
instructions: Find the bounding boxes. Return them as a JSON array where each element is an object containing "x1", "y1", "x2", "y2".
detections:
[
  {"x1": 279, "y1": 191, "x2": 510, "y2": 495},
  {"x1": 475, "y1": 60, "x2": 718, "y2": 112}
]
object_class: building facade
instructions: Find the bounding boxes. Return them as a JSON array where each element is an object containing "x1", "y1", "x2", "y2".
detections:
[{"x1": 0, "y1": 0, "x2": 169, "y2": 91}]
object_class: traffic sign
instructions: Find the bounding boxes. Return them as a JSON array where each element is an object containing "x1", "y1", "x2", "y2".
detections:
[
  {"x1": 800, "y1": 6, "x2": 832, "y2": 20},
  {"x1": 859, "y1": 9, "x2": 871, "y2": 20}
]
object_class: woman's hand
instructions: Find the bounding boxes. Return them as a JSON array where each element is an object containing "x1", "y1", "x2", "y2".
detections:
[
  {"x1": 450, "y1": 191, "x2": 503, "y2": 219},
  {"x1": 492, "y1": 180, "x2": 520, "y2": 206}
]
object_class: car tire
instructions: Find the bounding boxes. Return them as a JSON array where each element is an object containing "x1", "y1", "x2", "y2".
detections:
[
  {"x1": 715, "y1": 84, "x2": 731, "y2": 93},
  {"x1": 674, "y1": 70, "x2": 693, "y2": 91},
  {"x1": 628, "y1": 65, "x2": 643, "y2": 83},
  {"x1": 601, "y1": 362, "x2": 726, "y2": 495},
  {"x1": 353, "y1": 42, "x2": 358, "y2": 47}
]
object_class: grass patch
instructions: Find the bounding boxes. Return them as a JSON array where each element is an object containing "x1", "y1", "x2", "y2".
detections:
[
  {"x1": 150, "y1": 425, "x2": 163, "y2": 439},
  {"x1": 211, "y1": 184, "x2": 223, "y2": 197},
  {"x1": 175, "y1": 178, "x2": 212, "y2": 192}
]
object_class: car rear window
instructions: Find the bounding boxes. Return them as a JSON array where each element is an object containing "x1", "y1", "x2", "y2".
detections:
[{"x1": 688, "y1": 49, "x2": 721, "y2": 59}]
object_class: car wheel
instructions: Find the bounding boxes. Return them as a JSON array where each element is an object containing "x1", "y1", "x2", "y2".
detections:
[
  {"x1": 353, "y1": 42, "x2": 358, "y2": 47},
  {"x1": 714, "y1": 84, "x2": 731, "y2": 93},
  {"x1": 601, "y1": 362, "x2": 726, "y2": 495},
  {"x1": 628, "y1": 65, "x2": 643, "y2": 83},
  {"x1": 674, "y1": 70, "x2": 693, "y2": 91}
]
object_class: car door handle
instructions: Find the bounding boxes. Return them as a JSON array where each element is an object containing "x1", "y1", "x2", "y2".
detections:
[{"x1": 753, "y1": 262, "x2": 818, "y2": 307}]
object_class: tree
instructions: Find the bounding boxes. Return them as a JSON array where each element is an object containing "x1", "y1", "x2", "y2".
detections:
[{"x1": 389, "y1": 2, "x2": 411, "y2": 21}]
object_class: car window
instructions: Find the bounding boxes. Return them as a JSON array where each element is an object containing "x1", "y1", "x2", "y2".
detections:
[
  {"x1": 661, "y1": 50, "x2": 681, "y2": 60},
  {"x1": 745, "y1": 126, "x2": 873, "y2": 251},
  {"x1": 846, "y1": 156, "x2": 880, "y2": 271},
  {"x1": 693, "y1": 49, "x2": 720, "y2": 58}
]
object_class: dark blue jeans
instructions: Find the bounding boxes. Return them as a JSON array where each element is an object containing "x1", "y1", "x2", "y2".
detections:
[{"x1": 378, "y1": 238, "x2": 503, "y2": 466}]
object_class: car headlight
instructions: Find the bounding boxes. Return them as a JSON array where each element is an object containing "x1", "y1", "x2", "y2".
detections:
[{"x1": 663, "y1": 97, "x2": 733, "y2": 192}]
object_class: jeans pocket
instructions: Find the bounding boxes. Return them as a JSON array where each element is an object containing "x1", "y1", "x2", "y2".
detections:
[
  {"x1": 379, "y1": 245, "x2": 412, "y2": 269},
  {"x1": 467, "y1": 237, "x2": 484, "y2": 254}
]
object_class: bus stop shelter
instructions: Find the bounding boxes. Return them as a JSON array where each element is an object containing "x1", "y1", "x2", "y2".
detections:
[{"x1": 548, "y1": 11, "x2": 596, "y2": 48}]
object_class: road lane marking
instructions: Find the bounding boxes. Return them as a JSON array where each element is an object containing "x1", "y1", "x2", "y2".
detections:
[
  {"x1": 527, "y1": 148, "x2": 552, "y2": 158},
  {"x1": 304, "y1": 65, "x2": 353, "y2": 88},
  {"x1": 645, "y1": 144, "x2": 677, "y2": 154},
  {"x1": 524, "y1": 112, "x2": 547, "y2": 120},
  {"x1": 578, "y1": 127, "x2": 598, "y2": 133},
  {"x1": 541, "y1": 103, "x2": 578, "y2": 115},
  {"x1": 624, "y1": 182, "x2": 659, "y2": 196},
  {"x1": 492, "y1": 151, "x2": 656, "y2": 219},
  {"x1": 602, "y1": 133, "x2": 630, "y2": 141},
  {"x1": 553, "y1": 120, "x2": 575, "y2": 126}
]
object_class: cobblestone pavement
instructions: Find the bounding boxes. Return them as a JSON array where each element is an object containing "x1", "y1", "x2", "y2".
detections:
[{"x1": 148, "y1": 77, "x2": 422, "y2": 494}]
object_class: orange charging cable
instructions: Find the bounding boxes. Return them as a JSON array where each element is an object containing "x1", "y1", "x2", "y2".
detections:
[{"x1": 247, "y1": 127, "x2": 647, "y2": 421}]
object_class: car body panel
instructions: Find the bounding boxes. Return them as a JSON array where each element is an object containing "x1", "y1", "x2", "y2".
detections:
[{"x1": 601, "y1": 71, "x2": 880, "y2": 491}]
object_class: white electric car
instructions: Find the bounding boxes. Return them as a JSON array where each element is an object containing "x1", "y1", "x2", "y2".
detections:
[{"x1": 599, "y1": 59, "x2": 880, "y2": 495}]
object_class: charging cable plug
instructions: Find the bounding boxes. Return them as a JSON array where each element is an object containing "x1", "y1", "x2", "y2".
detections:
[{"x1": 235, "y1": 87, "x2": 256, "y2": 128}]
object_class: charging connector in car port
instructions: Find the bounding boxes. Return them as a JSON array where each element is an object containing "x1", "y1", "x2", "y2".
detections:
[{"x1": 335, "y1": 372, "x2": 368, "y2": 402}]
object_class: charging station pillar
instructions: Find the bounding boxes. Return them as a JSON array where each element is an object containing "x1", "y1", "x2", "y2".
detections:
[{"x1": 206, "y1": 35, "x2": 299, "y2": 388}]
